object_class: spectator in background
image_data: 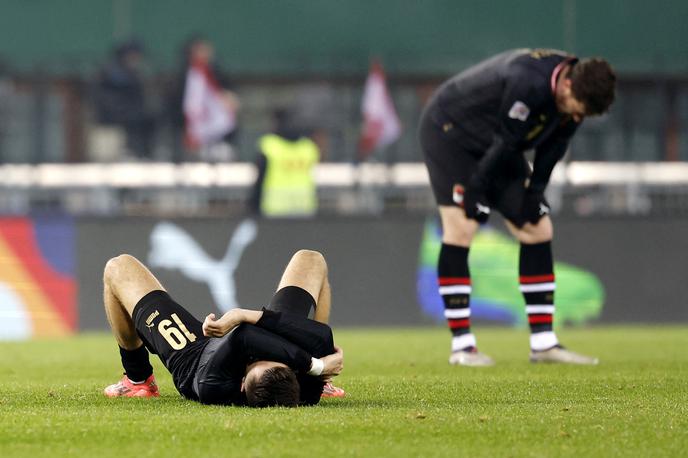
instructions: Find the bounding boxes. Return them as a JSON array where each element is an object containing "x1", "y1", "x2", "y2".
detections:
[
  {"x1": 249, "y1": 107, "x2": 320, "y2": 217},
  {"x1": 169, "y1": 36, "x2": 240, "y2": 162},
  {"x1": 94, "y1": 40, "x2": 155, "y2": 160}
]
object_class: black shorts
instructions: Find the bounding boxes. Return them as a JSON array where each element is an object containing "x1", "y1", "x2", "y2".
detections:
[
  {"x1": 266, "y1": 285, "x2": 316, "y2": 317},
  {"x1": 419, "y1": 106, "x2": 530, "y2": 226},
  {"x1": 133, "y1": 290, "x2": 209, "y2": 398},
  {"x1": 192, "y1": 286, "x2": 317, "y2": 405}
]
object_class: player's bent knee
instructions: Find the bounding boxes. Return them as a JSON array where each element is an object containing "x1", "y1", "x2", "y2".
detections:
[
  {"x1": 442, "y1": 230, "x2": 474, "y2": 247},
  {"x1": 516, "y1": 225, "x2": 553, "y2": 244},
  {"x1": 442, "y1": 223, "x2": 477, "y2": 246},
  {"x1": 103, "y1": 254, "x2": 137, "y2": 282},
  {"x1": 293, "y1": 249, "x2": 327, "y2": 272},
  {"x1": 439, "y1": 207, "x2": 478, "y2": 246},
  {"x1": 293, "y1": 248, "x2": 323, "y2": 260}
]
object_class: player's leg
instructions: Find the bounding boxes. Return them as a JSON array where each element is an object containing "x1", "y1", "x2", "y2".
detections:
[
  {"x1": 103, "y1": 254, "x2": 165, "y2": 347},
  {"x1": 438, "y1": 205, "x2": 479, "y2": 349},
  {"x1": 504, "y1": 215, "x2": 598, "y2": 365},
  {"x1": 420, "y1": 111, "x2": 492, "y2": 367},
  {"x1": 273, "y1": 249, "x2": 330, "y2": 323},
  {"x1": 504, "y1": 217, "x2": 557, "y2": 348},
  {"x1": 271, "y1": 249, "x2": 344, "y2": 397},
  {"x1": 437, "y1": 206, "x2": 493, "y2": 366},
  {"x1": 307, "y1": 269, "x2": 343, "y2": 397},
  {"x1": 103, "y1": 254, "x2": 165, "y2": 397},
  {"x1": 313, "y1": 277, "x2": 331, "y2": 324}
]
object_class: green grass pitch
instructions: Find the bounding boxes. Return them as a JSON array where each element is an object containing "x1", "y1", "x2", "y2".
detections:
[{"x1": 1, "y1": 326, "x2": 686, "y2": 457}]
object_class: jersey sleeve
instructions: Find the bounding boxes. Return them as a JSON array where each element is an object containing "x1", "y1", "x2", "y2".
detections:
[
  {"x1": 236, "y1": 323, "x2": 313, "y2": 372},
  {"x1": 256, "y1": 310, "x2": 335, "y2": 358},
  {"x1": 530, "y1": 120, "x2": 579, "y2": 192},
  {"x1": 474, "y1": 71, "x2": 548, "y2": 186},
  {"x1": 297, "y1": 374, "x2": 326, "y2": 406}
]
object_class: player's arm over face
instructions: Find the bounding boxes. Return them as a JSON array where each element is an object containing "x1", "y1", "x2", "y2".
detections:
[
  {"x1": 255, "y1": 309, "x2": 335, "y2": 357},
  {"x1": 204, "y1": 307, "x2": 341, "y2": 380},
  {"x1": 236, "y1": 324, "x2": 341, "y2": 377},
  {"x1": 238, "y1": 324, "x2": 313, "y2": 371},
  {"x1": 203, "y1": 308, "x2": 335, "y2": 357}
]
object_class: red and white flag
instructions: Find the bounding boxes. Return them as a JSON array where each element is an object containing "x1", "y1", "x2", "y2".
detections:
[
  {"x1": 358, "y1": 60, "x2": 401, "y2": 159},
  {"x1": 183, "y1": 61, "x2": 236, "y2": 150}
]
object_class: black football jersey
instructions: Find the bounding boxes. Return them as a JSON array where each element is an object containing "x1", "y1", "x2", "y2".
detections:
[{"x1": 427, "y1": 48, "x2": 581, "y2": 191}]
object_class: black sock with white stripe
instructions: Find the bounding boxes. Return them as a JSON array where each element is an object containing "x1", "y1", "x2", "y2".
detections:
[
  {"x1": 438, "y1": 243, "x2": 475, "y2": 352},
  {"x1": 519, "y1": 241, "x2": 558, "y2": 351}
]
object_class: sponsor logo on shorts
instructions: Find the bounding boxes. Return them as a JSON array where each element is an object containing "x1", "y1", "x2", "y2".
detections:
[
  {"x1": 508, "y1": 101, "x2": 530, "y2": 121},
  {"x1": 145, "y1": 310, "x2": 160, "y2": 330}
]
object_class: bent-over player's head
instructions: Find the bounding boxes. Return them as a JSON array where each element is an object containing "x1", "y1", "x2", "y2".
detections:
[
  {"x1": 243, "y1": 361, "x2": 300, "y2": 408},
  {"x1": 569, "y1": 58, "x2": 616, "y2": 116}
]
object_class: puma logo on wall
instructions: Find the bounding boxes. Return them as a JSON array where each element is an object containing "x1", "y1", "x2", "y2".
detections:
[{"x1": 147, "y1": 219, "x2": 258, "y2": 312}]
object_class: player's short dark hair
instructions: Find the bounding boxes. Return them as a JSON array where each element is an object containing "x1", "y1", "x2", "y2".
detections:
[
  {"x1": 569, "y1": 58, "x2": 616, "y2": 116},
  {"x1": 245, "y1": 366, "x2": 300, "y2": 408}
]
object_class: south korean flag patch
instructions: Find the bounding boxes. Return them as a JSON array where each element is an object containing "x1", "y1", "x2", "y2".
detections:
[{"x1": 508, "y1": 101, "x2": 530, "y2": 121}]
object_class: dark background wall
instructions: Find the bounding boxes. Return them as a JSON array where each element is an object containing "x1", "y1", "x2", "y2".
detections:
[
  {"x1": 553, "y1": 218, "x2": 688, "y2": 323},
  {"x1": 0, "y1": 0, "x2": 686, "y2": 75},
  {"x1": 77, "y1": 216, "x2": 688, "y2": 330},
  {"x1": 77, "y1": 217, "x2": 428, "y2": 329}
]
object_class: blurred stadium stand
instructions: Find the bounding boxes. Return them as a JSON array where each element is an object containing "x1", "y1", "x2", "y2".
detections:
[{"x1": 0, "y1": 0, "x2": 686, "y2": 216}]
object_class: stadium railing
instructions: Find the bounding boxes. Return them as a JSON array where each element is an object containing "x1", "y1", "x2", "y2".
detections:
[{"x1": 0, "y1": 162, "x2": 687, "y2": 217}]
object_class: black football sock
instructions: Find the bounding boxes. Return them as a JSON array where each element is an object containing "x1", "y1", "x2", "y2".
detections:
[
  {"x1": 438, "y1": 243, "x2": 476, "y2": 352},
  {"x1": 119, "y1": 344, "x2": 153, "y2": 383},
  {"x1": 519, "y1": 241, "x2": 558, "y2": 351}
]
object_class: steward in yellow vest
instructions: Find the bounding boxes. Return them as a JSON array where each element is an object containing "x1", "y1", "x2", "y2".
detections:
[{"x1": 249, "y1": 110, "x2": 320, "y2": 217}]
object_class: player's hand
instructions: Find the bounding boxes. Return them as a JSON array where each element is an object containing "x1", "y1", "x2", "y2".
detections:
[
  {"x1": 320, "y1": 346, "x2": 344, "y2": 378},
  {"x1": 521, "y1": 190, "x2": 550, "y2": 225},
  {"x1": 202, "y1": 309, "x2": 241, "y2": 337},
  {"x1": 462, "y1": 178, "x2": 491, "y2": 223},
  {"x1": 203, "y1": 313, "x2": 222, "y2": 337}
]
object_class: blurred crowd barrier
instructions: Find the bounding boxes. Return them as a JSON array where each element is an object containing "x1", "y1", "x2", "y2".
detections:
[
  {"x1": 0, "y1": 74, "x2": 687, "y2": 164},
  {"x1": 0, "y1": 162, "x2": 687, "y2": 218}
]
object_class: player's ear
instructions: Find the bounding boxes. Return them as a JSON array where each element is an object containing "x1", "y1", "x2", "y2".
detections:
[
  {"x1": 563, "y1": 78, "x2": 573, "y2": 92},
  {"x1": 240, "y1": 376, "x2": 246, "y2": 392}
]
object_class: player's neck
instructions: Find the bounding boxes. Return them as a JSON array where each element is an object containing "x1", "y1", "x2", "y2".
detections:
[{"x1": 554, "y1": 65, "x2": 571, "y2": 95}]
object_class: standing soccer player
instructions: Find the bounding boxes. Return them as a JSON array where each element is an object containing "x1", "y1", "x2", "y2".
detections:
[{"x1": 419, "y1": 48, "x2": 615, "y2": 366}]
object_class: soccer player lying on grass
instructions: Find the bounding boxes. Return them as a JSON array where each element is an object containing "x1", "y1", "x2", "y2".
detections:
[{"x1": 102, "y1": 249, "x2": 345, "y2": 407}]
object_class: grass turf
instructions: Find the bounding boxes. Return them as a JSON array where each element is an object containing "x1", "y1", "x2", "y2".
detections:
[{"x1": 0, "y1": 326, "x2": 686, "y2": 457}]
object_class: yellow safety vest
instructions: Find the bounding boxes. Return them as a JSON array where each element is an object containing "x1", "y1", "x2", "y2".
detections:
[{"x1": 259, "y1": 134, "x2": 319, "y2": 217}]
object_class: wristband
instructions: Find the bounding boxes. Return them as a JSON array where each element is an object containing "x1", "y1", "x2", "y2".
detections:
[{"x1": 307, "y1": 357, "x2": 324, "y2": 376}]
